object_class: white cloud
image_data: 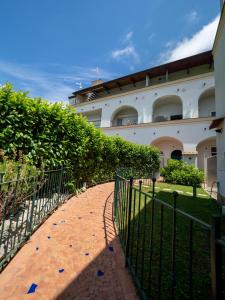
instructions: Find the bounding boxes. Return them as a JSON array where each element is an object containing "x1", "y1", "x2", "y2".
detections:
[
  {"x1": 123, "y1": 31, "x2": 133, "y2": 42},
  {"x1": 0, "y1": 61, "x2": 116, "y2": 102},
  {"x1": 186, "y1": 10, "x2": 199, "y2": 23},
  {"x1": 160, "y1": 15, "x2": 219, "y2": 63},
  {"x1": 111, "y1": 46, "x2": 140, "y2": 65},
  {"x1": 147, "y1": 33, "x2": 155, "y2": 42},
  {"x1": 112, "y1": 46, "x2": 136, "y2": 58},
  {"x1": 111, "y1": 31, "x2": 140, "y2": 67}
]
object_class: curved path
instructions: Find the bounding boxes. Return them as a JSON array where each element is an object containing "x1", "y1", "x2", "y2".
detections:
[{"x1": 0, "y1": 183, "x2": 138, "y2": 300}]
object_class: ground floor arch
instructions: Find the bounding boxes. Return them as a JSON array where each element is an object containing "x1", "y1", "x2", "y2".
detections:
[
  {"x1": 196, "y1": 137, "x2": 217, "y2": 170},
  {"x1": 151, "y1": 136, "x2": 183, "y2": 168}
]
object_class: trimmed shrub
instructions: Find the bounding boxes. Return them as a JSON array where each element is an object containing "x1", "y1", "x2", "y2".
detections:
[
  {"x1": 160, "y1": 159, "x2": 204, "y2": 186},
  {"x1": 0, "y1": 84, "x2": 160, "y2": 184}
]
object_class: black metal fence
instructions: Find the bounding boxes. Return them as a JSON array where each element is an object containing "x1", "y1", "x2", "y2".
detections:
[
  {"x1": 114, "y1": 173, "x2": 225, "y2": 300},
  {"x1": 0, "y1": 168, "x2": 73, "y2": 270}
]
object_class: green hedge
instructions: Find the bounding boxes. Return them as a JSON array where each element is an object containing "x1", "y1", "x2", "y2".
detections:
[
  {"x1": 160, "y1": 159, "x2": 204, "y2": 187},
  {"x1": 0, "y1": 84, "x2": 160, "y2": 184}
]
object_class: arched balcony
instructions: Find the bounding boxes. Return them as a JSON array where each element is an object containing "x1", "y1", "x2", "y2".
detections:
[
  {"x1": 198, "y1": 87, "x2": 216, "y2": 118},
  {"x1": 111, "y1": 106, "x2": 138, "y2": 127},
  {"x1": 80, "y1": 109, "x2": 102, "y2": 128},
  {"x1": 152, "y1": 96, "x2": 183, "y2": 122}
]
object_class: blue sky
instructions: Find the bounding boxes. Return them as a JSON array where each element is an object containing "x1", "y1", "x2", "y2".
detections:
[{"x1": 0, "y1": 0, "x2": 220, "y2": 102}]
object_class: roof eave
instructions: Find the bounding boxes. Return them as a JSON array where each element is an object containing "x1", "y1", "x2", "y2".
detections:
[{"x1": 70, "y1": 51, "x2": 213, "y2": 98}]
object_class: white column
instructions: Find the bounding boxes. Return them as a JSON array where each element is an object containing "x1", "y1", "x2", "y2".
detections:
[
  {"x1": 100, "y1": 107, "x2": 111, "y2": 128},
  {"x1": 182, "y1": 94, "x2": 199, "y2": 119},
  {"x1": 142, "y1": 103, "x2": 152, "y2": 123},
  {"x1": 182, "y1": 143, "x2": 198, "y2": 166}
]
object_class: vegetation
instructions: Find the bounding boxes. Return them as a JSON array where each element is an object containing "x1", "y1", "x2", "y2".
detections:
[
  {"x1": 0, "y1": 84, "x2": 160, "y2": 184},
  {"x1": 160, "y1": 159, "x2": 204, "y2": 187},
  {"x1": 142, "y1": 182, "x2": 220, "y2": 222},
  {"x1": 0, "y1": 150, "x2": 39, "y2": 182},
  {"x1": 116, "y1": 179, "x2": 222, "y2": 300}
]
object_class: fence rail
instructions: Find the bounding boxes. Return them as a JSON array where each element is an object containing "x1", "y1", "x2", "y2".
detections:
[
  {"x1": 114, "y1": 173, "x2": 225, "y2": 300},
  {"x1": 0, "y1": 168, "x2": 73, "y2": 270}
]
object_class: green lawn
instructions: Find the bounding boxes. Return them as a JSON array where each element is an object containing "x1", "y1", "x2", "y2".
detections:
[
  {"x1": 116, "y1": 181, "x2": 223, "y2": 300},
  {"x1": 141, "y1": 182, "x2": 221, "y2": 223}
]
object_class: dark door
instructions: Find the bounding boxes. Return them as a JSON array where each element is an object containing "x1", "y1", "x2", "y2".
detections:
[{"x1": 171, "y1": 150, "x2": 182, "y2": 160}]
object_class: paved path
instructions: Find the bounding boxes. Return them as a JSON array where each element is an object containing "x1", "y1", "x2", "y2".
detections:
[{"x1": 0, "y1": 183, "x2": 138, "y2": 300}]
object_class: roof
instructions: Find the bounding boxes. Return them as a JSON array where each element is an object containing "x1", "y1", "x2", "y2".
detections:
[
  {"x1": 209, "y1": 117, "x2": 224, "y2": 129},
  {"x1": 69, "y1": 51, "x2": 213, "y2": 99},
  {"x1": 183, "y1": 151, "x2": 198, "y2": 155}
]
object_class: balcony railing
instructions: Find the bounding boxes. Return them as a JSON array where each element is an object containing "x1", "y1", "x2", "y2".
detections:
[
  {"x1": 113, "y1": 116, "x2": 138, "y2": 127},
  {"x1": 153, "y1": 114, "x2": 183, "y2": 122},
  {"x1": 88, "y1": 120, "x2": 101, "y2": 128}
]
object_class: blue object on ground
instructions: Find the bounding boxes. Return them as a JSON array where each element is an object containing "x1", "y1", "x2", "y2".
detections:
[
  {"x1": 59, "y1": 269, "x2": 64, "y2": 273},
  {"x1": 97, "y1": 270, "x2": 104, "y2": 277},
  {"x1": 27, "y1": 283, "x2": 38, "y2": 294},
  {"x1": 108, "y1": 246, "x2": 114, "y2": 252}
]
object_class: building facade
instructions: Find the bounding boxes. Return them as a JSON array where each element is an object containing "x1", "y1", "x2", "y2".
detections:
[
  {"x1": 69, "y1": 52, "x2": 217, "y2": 178},
  {"x1": 212, "y1": 0, "x2": 225, "y2": 198}
]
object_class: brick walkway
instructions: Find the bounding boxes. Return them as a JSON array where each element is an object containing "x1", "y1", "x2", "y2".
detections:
[{"x1": 0, "y1": 182, "x2": 138, "y2": 300}]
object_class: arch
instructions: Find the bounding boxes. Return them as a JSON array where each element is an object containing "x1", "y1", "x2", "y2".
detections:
[
  {"x1": 151, "y1": 136, "x2": 183, "y2": 167},
  {"x1": 171, "y1": 149, "x2": 182, "y2": 160},
  {"x1": 152, "y1": 95, "x2": 183, "y2": 122},
  {"x1": 198, "y1": 87, "x2": 216, "y2": 118},
  {"x1": 111, "y1": 105, "x2": 138, "y2": 127},
  {"x1": 196, "y1": 136, "x2": 217, "y2": 170},
  {"x1": 81, "y1": 109, "x2": 102, "y2": 128}
]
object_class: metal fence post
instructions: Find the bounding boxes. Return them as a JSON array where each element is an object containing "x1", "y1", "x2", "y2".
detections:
[
  {"x1": 13, "y1": 166, "x2": 21, "y2": 203},
  {"x1": 152, "y1": 177, "x2": 156, "y2": 198},
  {"x1": 193, "y1": 185, "x2": 197, "y2": 198},
  {"x1": 148, "y1": 177, "x2": 156, "y2": 285},
  {"x1": 125, "y1": 177, "x2": 133, "y2": 267},
  {"x1": 113, "y1": 172, "x2": 118, "y2": 221},
  {"x1": 28, "y1": 180, "x2": 37, "y2": 234},
  {"x1": 211, "y1": 215, "x2": 222, "y2": 300},
  {"x1": 171, "y1": 191, "x2": 178, "y2": 299},
  {"x1": 0, "y1": 172, "x2": 5, "y2": 183},
  {"x1": 57, "y1": 168, "x2": 64, "y2": 203}
]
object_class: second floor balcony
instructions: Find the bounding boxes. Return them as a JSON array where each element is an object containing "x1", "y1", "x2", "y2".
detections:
[{"x1": 111, "y1": 106, "x2": 138, "y2": 127}]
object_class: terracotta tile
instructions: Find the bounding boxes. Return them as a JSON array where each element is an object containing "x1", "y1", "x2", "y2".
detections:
[{"x1": 0, "y1": 183, "x2": 138, "y2": 300}]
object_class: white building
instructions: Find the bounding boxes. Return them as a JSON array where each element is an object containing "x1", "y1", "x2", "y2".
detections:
[
  {"x1": 211, "y1": 0, "x2": 225, "y2": 199},
  {"x1": 69, "y1": 51, "x2": 216, "y2": 182}
]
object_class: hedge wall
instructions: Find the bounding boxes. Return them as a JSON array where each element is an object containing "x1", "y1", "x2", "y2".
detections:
[{"x1": 0, "y1": 84, "x2": 160, "y2": 184}]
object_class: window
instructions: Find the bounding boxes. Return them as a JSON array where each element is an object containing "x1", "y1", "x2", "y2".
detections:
[
  {"x1": 211, "y1": 147, "x2": 217, "y2": 156},
  {"x1": 170, "y1": 114, "x2": 183, "y2": 121},
  {"x1": 211, "y1": 111, "x2": 216, "y2": 117},
  {"x1": 116, "y1": 119, "x2": 123, "y2": 126}
]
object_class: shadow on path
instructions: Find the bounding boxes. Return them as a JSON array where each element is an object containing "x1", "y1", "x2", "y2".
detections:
[{"x1": 0, "y1": 183, "x2": 137, "y2": 300}]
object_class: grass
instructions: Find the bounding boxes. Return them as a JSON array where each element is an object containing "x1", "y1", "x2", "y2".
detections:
[
  {"x1": 116, "y1": 180, "x2": 224, "y2": 300},
  {"x1": 141, "y1": 182, "x2": 221, "y2": 223}
]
